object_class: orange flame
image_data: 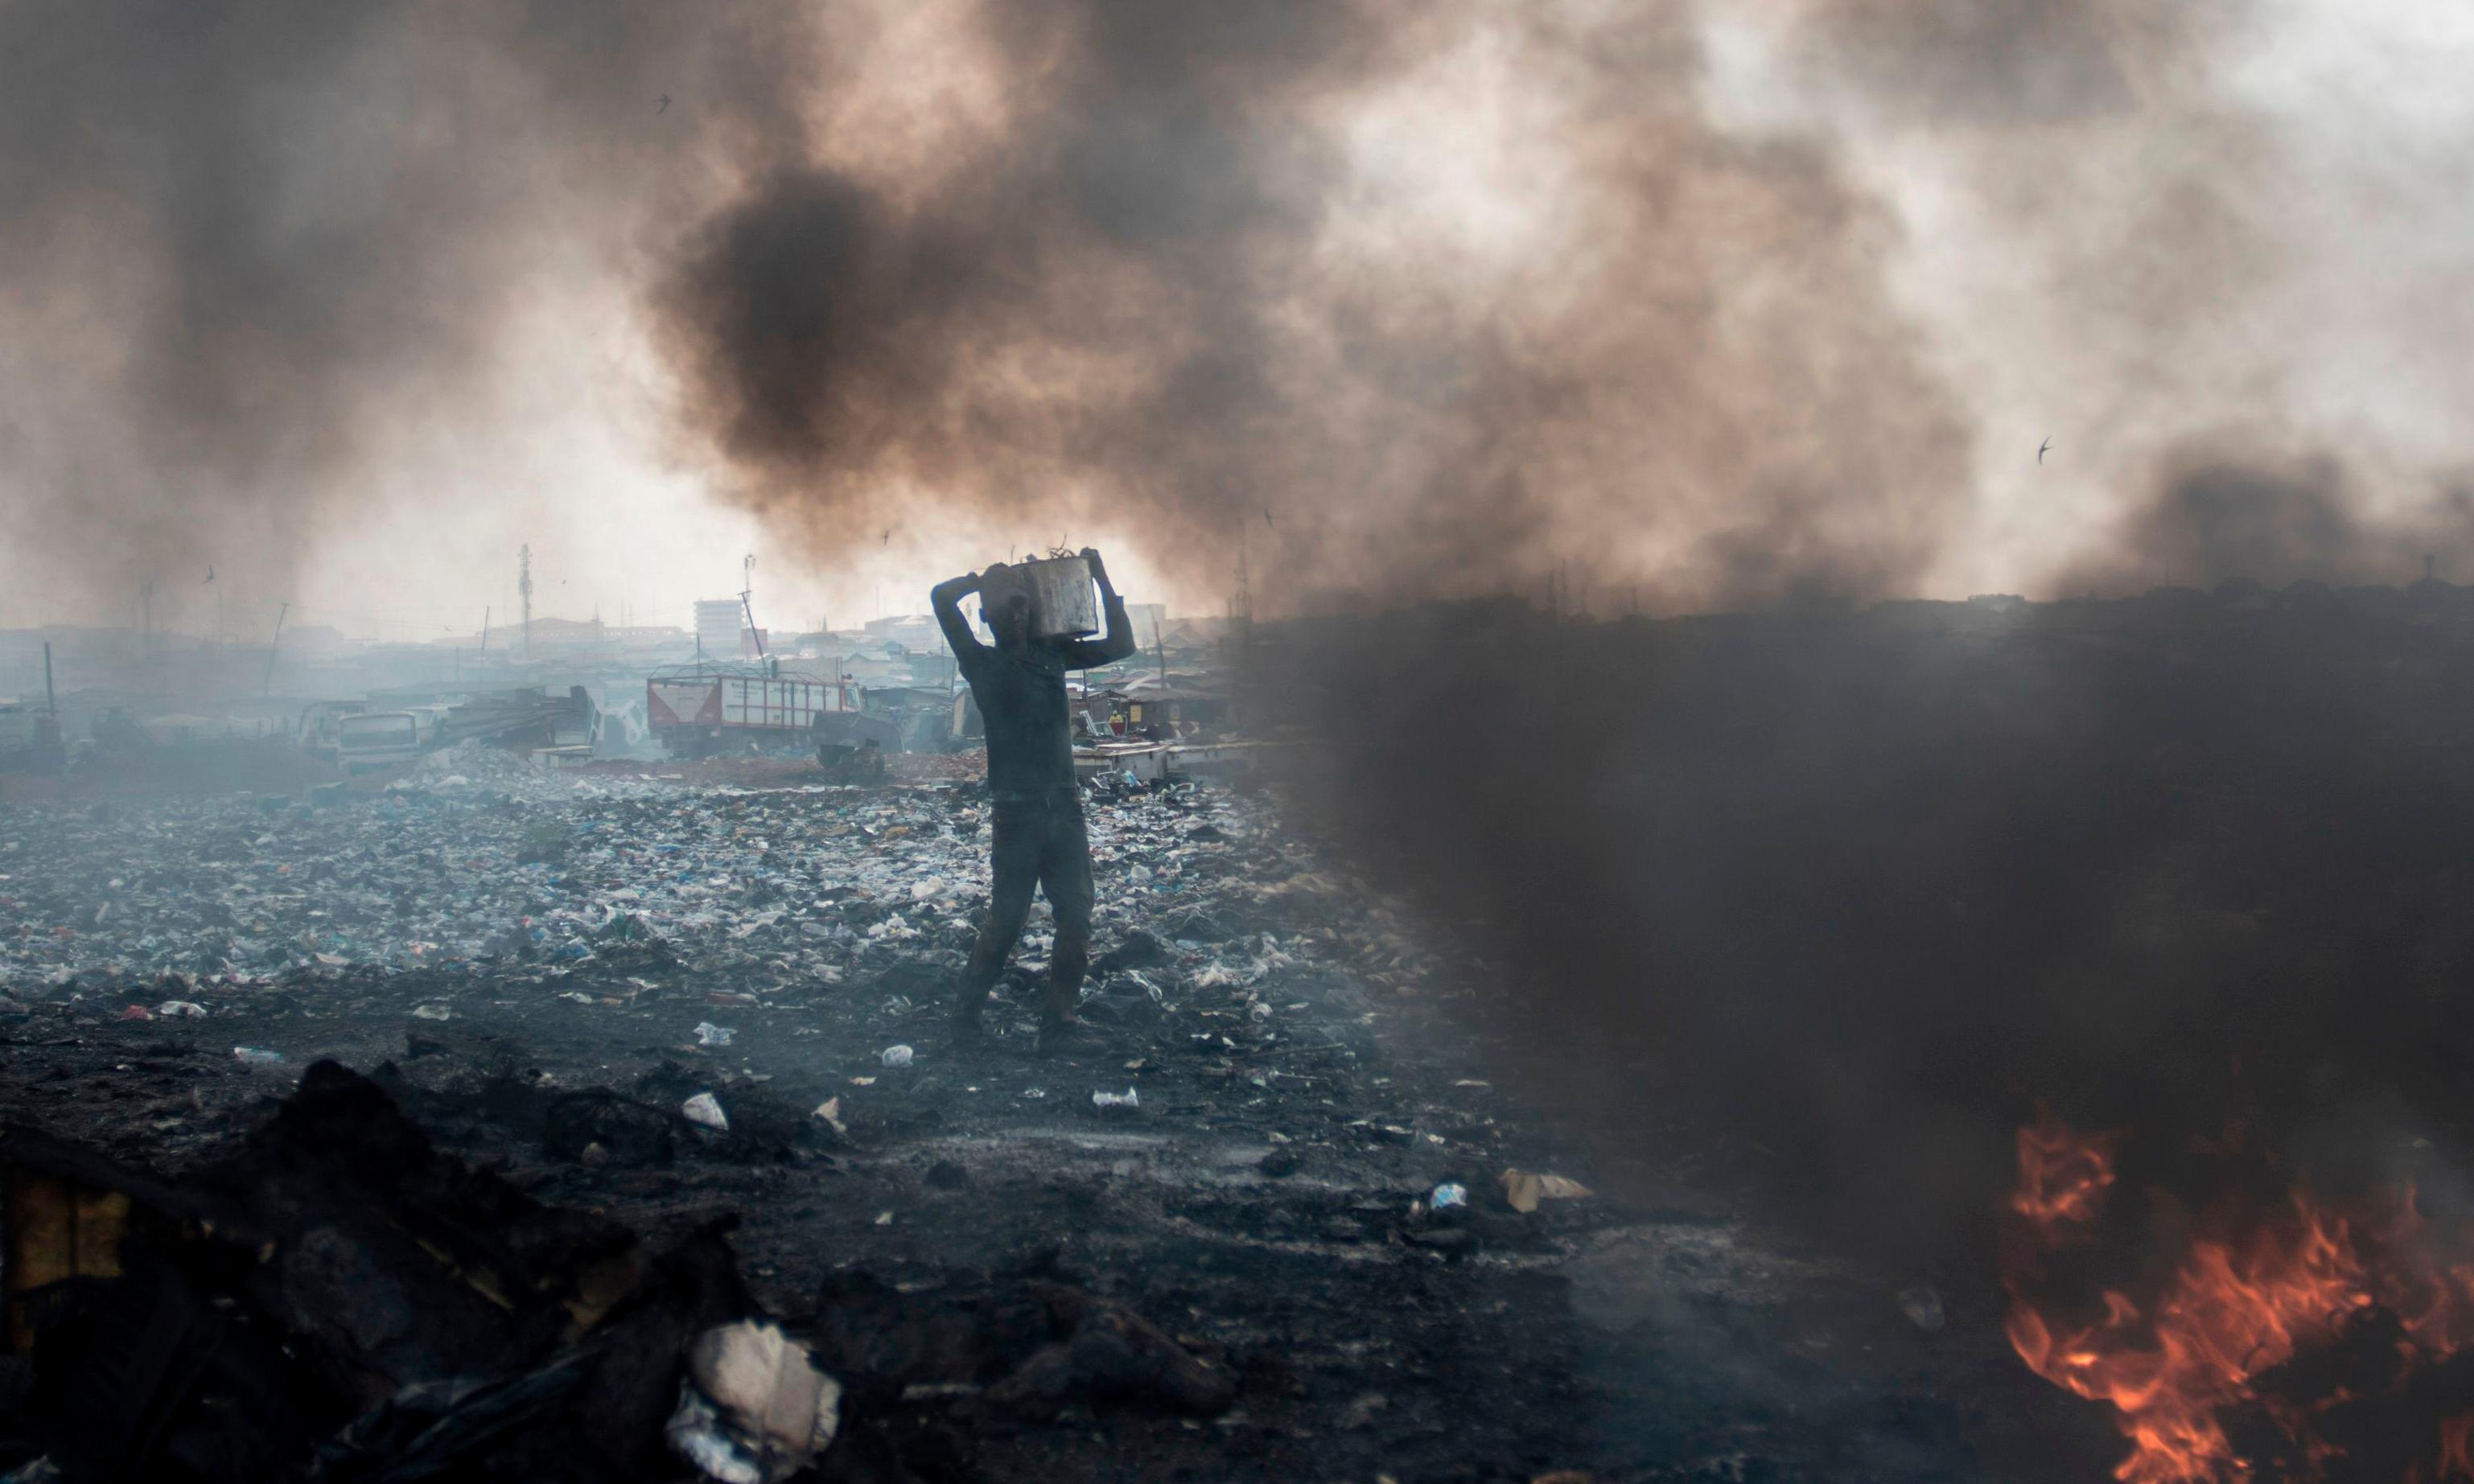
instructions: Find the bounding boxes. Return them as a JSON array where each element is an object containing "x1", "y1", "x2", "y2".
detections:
[
  {"x1": 2001, "y1": 1112, "x2": 2474, "y2": 1483},
  {"x1": 2013, "y1": 1108, "x2": 2121, "y2": 1234}
]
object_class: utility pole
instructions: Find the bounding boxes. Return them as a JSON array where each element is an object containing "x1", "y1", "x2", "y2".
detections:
[
  {"x1": 518, "y1": 544, "x2": 533, "y2": 661},
  {"x1": 740, "y1": 553, "x2": 766, "y2": 659},
  {"x1": 1232, "y1": 519, "x2": 1253, "y2": 676},
  {"x1": 34, "y1": 641, "x2": 60, "y2": 766},
  {"x1": 478, "y1": 606, "x2": 491, "y2": 664},
  {"x1": 262, "y1": 601, "x2": 289, "y2": 696}
]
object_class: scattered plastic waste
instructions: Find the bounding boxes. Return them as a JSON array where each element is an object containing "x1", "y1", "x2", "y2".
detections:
[
  {"x1": 233, "y1": 1046, "x2": 285, "y2": 1065},
  {"x1": 410, "y1": 1002, "x2": 453, "y2": 1021},
  {"x1": 812, "y1": 1097, "x2": 846, "y2": 1137},
  {"x1": 0, "y1": 754, "x2": 1312, "y2": 1027},
  {"x1": 880, "y1": 1044, "x2": 915, "y2": 1068},
  {"x1": 116, "y1": 1004, "x2": 150, "y2": 1022},
  {"x1": 666, "y1": 1320, "x2": 842, "y2": 1484},
  {"x1": 1430, "y1": 1182, "x2": 1468, "y2": 1210},
  {"x1": 695, "y1": 1022, "x2": 735, "y2": 1047},
  {"x1": 681, "y1": 1091, "x2": 730, "y2": 1131},
  {"x1": 402, "y1": 740, "x2": 570, "y2": 804},
  {"x1": 1092, "y1": 1087, "x2": 1140, "y2": 1108},
  {"x1": 156, "y1": 1000, "x2": 207, "y2": 1017}
]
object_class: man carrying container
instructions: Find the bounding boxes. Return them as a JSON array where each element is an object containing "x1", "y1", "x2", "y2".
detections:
[{"x1": 931, "y1": 549, "x2": 1136, "y2": 1044}]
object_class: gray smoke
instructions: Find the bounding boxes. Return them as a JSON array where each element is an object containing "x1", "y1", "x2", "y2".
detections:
[
  {"x1": 0, "y1": 0, "x2": 817, "y2": 618},
  {"x1": 2, "y1": 0, "x2": 2467, "y2": 618}
]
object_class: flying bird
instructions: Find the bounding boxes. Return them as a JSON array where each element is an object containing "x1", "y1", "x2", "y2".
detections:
[
  {"x1": 656, "y1": 94, "x2": 671, "y2": 113},
  {"x1": 2037, "y1": 437, "x2": 2052, "y2": 464},
  {"x1": 204, "y1": 565, "x2": 214, "y2": 583},
  {"x1": 882, "y1": 529, "x2": 891, "y2": 546},
  {"x1": 1263, "y1": 508, "x2": 1274, "y2": 528}
]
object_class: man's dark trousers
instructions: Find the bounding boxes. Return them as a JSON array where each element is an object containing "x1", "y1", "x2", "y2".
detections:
[{"x1": 957, "y1": 790, "x2": 1093, "y2": 1023}]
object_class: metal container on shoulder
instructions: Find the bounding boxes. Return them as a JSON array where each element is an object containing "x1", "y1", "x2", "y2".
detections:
[{"x1": 1020, "y1": 555, "x2": 1098, "y2": 639}]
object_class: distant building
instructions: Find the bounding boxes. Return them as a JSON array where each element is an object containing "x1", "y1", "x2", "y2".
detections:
[
  {"x1": 863, "y1": 614, "x2": 945, "y2": 652},
  {"x1": 694, "y1": 600, "x2": 743, "y2": 660},
  {"x1": 840, "y1": 641, "x2": 912, "y2": 686},
  {"x1": 520, "y1": 616, "x2": 609, "y2": 652}
]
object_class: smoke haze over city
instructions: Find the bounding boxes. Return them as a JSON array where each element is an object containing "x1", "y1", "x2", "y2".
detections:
[{"x1": 5, "y1": 0, "x2": 2474, "y2": 635}]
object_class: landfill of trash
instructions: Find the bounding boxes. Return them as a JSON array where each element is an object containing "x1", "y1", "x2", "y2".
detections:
[
  {"x1": 400, "y1": 737, "x2": 589, "y2": 803},
  {"x1": 0, "y1": 762, "x2": 2011, "y2": 1482},
  {"x1": 0, "y1": 761, "x2": 1322, "y2": 1009}
]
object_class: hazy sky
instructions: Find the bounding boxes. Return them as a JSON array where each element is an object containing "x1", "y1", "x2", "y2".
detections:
[{"x1": 5, "y1": 0, "x2": 2472, "y2": 639}]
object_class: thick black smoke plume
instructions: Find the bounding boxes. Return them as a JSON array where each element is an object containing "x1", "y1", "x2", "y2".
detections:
[
  {"x1": 1274, "y1": 588, "x2": 2474, "y2": 1258},
  {"x1": 657, "y1": 0, "x2": 1977, "y2": 607}
]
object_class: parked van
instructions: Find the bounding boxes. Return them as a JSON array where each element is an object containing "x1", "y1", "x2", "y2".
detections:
[{"x1": 336, "y1": 705, "x2": 447, "y2": 773}]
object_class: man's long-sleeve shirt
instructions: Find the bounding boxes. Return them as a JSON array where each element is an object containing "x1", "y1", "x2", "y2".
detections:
[{"x1": 935, "y1": 582, "x2": 1135, "y2": 802}]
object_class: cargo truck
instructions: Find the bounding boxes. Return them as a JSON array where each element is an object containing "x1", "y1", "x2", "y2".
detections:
[{"x1": 646, "y1": 664, "x2": 864, "y2": 758}]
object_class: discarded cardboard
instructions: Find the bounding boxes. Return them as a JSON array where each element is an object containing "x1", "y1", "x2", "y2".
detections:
[{"x1": 1499, "y1": 1169, "x2": 1593, "y2": 1215}]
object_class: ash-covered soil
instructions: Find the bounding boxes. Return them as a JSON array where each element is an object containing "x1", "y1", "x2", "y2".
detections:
[{"x1": 0, "y1": 759, "x2": 2116, "y2": 1482}]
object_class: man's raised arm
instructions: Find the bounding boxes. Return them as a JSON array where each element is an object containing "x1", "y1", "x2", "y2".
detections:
[
  {"x1": 932, "y1": 572, "x2": 986, "y2": 656},
  {"x1": 1056, "y1": 549, "x2": 1138, "y2": 670}
]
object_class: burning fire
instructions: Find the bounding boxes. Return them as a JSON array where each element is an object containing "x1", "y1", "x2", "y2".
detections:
[{"x1": 2001, "y1": 1108, "x2": 2474, "y2": 1483}]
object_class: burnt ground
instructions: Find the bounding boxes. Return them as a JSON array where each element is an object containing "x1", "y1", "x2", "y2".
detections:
[{"x1": 0, "y1": 753, "x2": 2132, "y2": 1482}]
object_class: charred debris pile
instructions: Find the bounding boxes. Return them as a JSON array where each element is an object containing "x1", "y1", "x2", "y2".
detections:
[{"x1": 0, "y1": 1061, "x2": 1235, "y2": 1483}]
